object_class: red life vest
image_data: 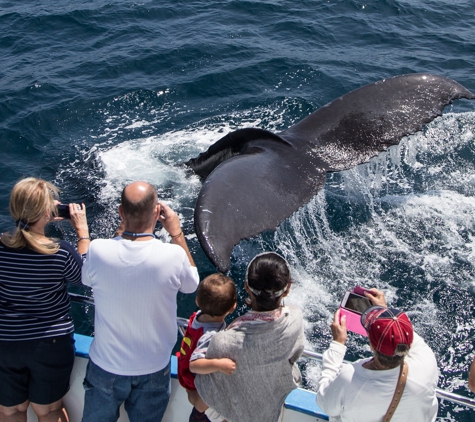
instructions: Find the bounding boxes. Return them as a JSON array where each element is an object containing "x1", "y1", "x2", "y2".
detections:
[{"x1": 177, "y1": 312, "x2": 204, "y2": 390}]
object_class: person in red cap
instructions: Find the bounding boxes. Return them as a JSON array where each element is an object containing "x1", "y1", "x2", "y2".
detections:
[{"x1": 316, "y1": 288, "x2": 438, "y2": 421}]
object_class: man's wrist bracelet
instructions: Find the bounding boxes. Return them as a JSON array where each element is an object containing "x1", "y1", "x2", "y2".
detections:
[
  {"x1": 170, "y1": 231, "x2": 183, "y2": 239},
  {"x1": 78, "y1": 236, "x2": 91, "y2": 241}
]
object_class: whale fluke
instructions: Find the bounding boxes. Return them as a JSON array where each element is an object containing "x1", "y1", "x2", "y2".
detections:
[{"x1": 186, "y1": 73, "x2": 475, "y2": 272}]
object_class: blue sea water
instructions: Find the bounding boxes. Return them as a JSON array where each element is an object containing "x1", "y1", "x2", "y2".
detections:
[{"x1": 1, "y1": 0, "x2": 475, "y2": 419}]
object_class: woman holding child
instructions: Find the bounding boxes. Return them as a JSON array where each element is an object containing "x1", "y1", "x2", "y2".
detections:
[{"x1": 195, "y1": 252, "x2": 305, "y2": 422}]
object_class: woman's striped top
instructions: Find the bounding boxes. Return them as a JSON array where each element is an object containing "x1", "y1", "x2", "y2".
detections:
[{"x1": 0, "y1": 239, "x2": 83, "y2": 341}]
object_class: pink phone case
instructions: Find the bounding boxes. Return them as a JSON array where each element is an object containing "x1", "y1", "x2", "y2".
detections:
[
  {"x1": 339, "y1": 287, "x2": 371, "y2": 336},
  {"x1": 353, "y1": 285, "x2": 369, "y2": 296},
  {"x1": 339, "y1": 307, "x2": 368, "y2": 336}
]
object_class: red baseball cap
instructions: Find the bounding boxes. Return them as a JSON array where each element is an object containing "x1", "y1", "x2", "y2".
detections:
[{"x1": 360, "y1": 306, "x2": 414, "y2": 356}]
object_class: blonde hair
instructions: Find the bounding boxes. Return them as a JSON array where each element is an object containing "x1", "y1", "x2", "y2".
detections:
[{"x1": 1, "y1": 177, "x2": 60, "y2": 254}]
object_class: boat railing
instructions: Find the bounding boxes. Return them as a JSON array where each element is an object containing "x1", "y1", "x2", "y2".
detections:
[{"x1": 70, "y1": 293, "x2": 475, "y2": 411}]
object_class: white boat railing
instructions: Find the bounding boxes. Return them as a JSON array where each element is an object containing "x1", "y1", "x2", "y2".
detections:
[
  {"x1": 70, "y1": 293, "x2": 475, "y2": 411},
  {"x1": 300, "y1": 349, "x2": 475, "y2": 410}
]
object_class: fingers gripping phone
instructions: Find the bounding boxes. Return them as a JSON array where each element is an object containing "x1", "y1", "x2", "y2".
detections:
[
  {"x1": 339, "y1": 289, "x2": 372, "y2": 336},
  {"x1": 57, "y1": 204, "x2": 82, "y2": 219},
  {"x1": 57, "y1": 204, "x2": 71, "y2": 219}
]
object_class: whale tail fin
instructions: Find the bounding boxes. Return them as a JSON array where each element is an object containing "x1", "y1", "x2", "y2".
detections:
[{"x1": 187, "y1": 74, "x2": 474, "y2": 272}]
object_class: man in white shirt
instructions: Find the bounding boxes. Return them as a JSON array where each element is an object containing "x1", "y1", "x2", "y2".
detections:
[
  {"x1": 317, "y1": 289, "x2": 438, "y2": 422},
  {"x1": 81, "y1": 181, "x2": 200, "y2": 422}
]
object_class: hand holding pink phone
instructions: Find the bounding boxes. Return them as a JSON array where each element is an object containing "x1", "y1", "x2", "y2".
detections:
[
  {"x1": 353, "y1": 285, "x2": 371, "y2": 297},
  {"x1": 339, "y1": 288, "x2": 372, "y2": 336}
]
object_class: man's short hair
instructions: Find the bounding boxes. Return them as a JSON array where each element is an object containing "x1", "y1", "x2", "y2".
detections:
[
  {"x1": 121, "y1": 183, "x2": 157, "y2": 227},
  {"x1": 197, "y1": 273, "x2": 237, "y2": 317}
]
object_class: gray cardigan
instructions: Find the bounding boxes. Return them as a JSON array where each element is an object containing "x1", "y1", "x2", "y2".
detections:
[{"x1": 195, "y1": 305, "x2": 305, "y2": 422}]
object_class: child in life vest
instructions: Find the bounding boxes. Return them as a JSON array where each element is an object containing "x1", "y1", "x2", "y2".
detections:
[{"x1": 178, "y1": 273, "x2": 237, "y2": 421}]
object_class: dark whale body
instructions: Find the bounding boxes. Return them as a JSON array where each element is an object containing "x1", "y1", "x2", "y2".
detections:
[{"x1": 186, "y1": 74, "x2": 475, "y2": 272}]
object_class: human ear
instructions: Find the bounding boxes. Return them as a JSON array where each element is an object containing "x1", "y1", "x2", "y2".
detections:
[{"x1": 153, "y1": 204, "x2": 160, "y2": 220}]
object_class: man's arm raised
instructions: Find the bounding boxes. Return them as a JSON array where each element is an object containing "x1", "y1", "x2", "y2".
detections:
[{"x1": 158, "y1": 202, "x2": 196, "y2": 267}]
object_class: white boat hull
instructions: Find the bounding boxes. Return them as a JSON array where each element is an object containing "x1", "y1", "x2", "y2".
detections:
[{"x1": 27, "y1": 333, "x2": 329, "y2": 422}]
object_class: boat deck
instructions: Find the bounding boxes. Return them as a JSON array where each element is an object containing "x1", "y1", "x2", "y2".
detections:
[{"x1": 27, "y1": 333, "x2": 329, "y2": 422}]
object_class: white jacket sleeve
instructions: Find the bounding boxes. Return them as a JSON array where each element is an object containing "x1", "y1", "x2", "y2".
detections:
[{"x1": 316, "y1": 340, "x2": 348, "y2": 416}]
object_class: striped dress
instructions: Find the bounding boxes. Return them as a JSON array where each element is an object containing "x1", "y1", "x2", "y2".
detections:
[{"x1": 0, "y1": 239, "x2": 83, "y2": 341}]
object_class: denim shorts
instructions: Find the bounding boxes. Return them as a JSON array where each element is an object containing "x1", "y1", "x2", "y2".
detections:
[
  {"x1": 82, "y1": 359, "x2": 171, "y2": 422},
  {"x1": 0, "y1": 333, "x2": 75, "y2": 407}
]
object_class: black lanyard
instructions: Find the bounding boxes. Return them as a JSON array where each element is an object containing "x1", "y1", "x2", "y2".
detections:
[{"x1": 121, "y1": 231, "x2": 156, "y2": 239}]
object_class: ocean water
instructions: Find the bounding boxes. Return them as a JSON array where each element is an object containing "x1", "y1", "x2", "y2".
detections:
[{"x1": 1, "y1": 0, "x2": 475, "y2": 419}]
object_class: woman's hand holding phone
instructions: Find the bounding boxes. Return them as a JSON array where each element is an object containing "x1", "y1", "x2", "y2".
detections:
[
  {"x1": 363, "y1": 288, "x2": 387, "y2": 308},
  {"x1": 331, "y1": 309, "x2": 347, "y2": 345}
]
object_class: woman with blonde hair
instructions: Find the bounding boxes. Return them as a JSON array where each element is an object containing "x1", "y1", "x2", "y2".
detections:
[{"x1": 0, "y1": 177, "x2": 90, "y2": 422}]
